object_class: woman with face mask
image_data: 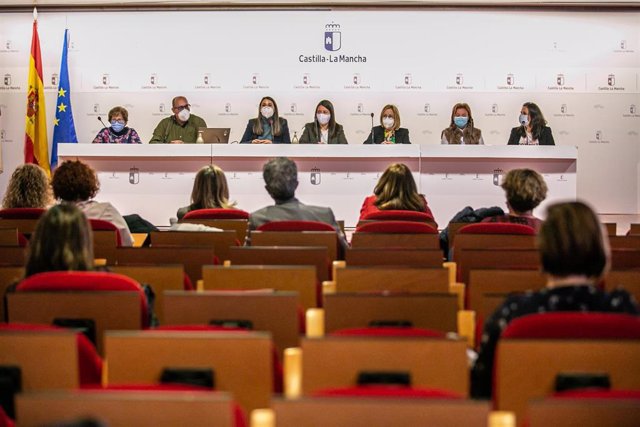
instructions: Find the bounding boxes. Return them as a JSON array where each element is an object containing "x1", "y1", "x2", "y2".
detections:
[
  {"x1": 363, "y1": 104, "x2": 410, "y2": 144},
  {"x1": 507, "y1": 102, "x2": 555, "y2": 145},
  {"x1": 299, "y1": 99, "x2": 348, "y2": 144},
  {"x1": 240, "y1": 96, "x2": 291, "y2": 144},
  {"x1": 92, "y1": 106, "x2": 142, "y2": 144},
  {"x1": 441, "y1": 103, "x2": 484, "y2": 145}
]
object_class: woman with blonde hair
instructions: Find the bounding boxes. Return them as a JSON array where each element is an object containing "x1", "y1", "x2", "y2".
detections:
[
  {"x1": 177, "y1": 164, "x2": 236, "y2": 220},
  {"x1": 359, "y1": 163, "x2": 435, "y2": 222},
  {"x1": 441, "y1": 102, "x2": 484, "y2": 145},
  {"x1": 363, "y1": 104, "x2": 410, "y2": 144},
  {"x1": 2, "y1": 163, "x2": 52, "y2": 209}
]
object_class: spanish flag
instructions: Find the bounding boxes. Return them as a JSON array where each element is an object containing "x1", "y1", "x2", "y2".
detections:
[{"x1": 24, "y1": 11, "x2": 51, "y2": 177}]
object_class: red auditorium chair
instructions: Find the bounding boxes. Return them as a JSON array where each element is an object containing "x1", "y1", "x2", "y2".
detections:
[
  {"x1": 360, "y1": 210, "x2": 437, "y2": 229},
  {"x1": 494, "y1": 312, "x2": 640, "y2": 426},
  {"x1": 351, "y1": 221, "x2": 439, "y2": 250},
  {"x1": 252, "y1": 220, "x2": 341, "y2": 261},
  {"x1": 256, "y1": 220, "x2": 335, "y2": 232},
  {"x1": 90, "y1": 218, "x2": 123, "y2": 247},
  {"x1": 183, "y1": 208, "x2": 250, "y2": 220},
  {"x1": 0, "y1": 208, "x2": 46, "y2": 219},
  {"x1": 181, "y1": 209, "x2": 250, "y2": 241}
]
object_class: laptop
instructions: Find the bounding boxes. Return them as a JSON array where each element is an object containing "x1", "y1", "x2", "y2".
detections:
[{"x1": 198, "y1": 128, "x2": 230, "y2": 144}]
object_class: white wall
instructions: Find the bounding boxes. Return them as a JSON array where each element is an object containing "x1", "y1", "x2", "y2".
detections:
[{"x1": 0, "y1": 9, "x2": 638, "y2": 214}]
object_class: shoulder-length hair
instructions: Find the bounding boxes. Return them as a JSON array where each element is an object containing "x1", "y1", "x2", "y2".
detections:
[
  {"x1": 538, "y1": 201, "x2": 608, "y2": 280},
  {"x1": 380, "y1": 104, "x2": 401, "y2": 131},
  {"x1": 2, "y1": 164, "x2": 51, "y2": 209},
  {"x1": 501, "y1": 168, "x2": 547, "y2": 213},
  {"x1": 447, "y1": 102, "x2": 475, "y2": 131},
  {"x1": 373, "y1": 163, "x2": 426, "y2": 212},
  {"x1": 190, "y1": 164, "x2": 236, "y2": 210},
  {"x1": 52, "y1": 160, "x2": 100, "y2": 202},
  {"x1": 25, "y1": 203, "x2": 94, "y2": 277},
  {"x1": 522, "y1": 102, "x2": 548, "y2": 141},
  {"x1": 252, "y1": 96, "x2": 282, "y2": 137},
  {"x1": 314, "y1": 99, "x2": 338, "y2": 139}
]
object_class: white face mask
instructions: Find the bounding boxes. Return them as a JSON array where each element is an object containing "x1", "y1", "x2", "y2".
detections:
[
  {"x1": 177, "y1": 109, "x2": 191, "y2": 122},
  {"x1": 261, "y1": 106, "x2": 274, "y2": 119},
  {"x1": 382, "y1": 117, "x2": 395, "y2": 129},
  {"x1": 317, "y1": 113, "x2": 331, "y2": 125}
]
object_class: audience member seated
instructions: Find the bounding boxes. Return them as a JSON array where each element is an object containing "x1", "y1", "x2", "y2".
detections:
[
  {"x1": 240, "y1": 96, "x2": 291, "y2": 144},
  {"x1": 471, "y1": 201, "x2": 639, "y2": 399},
  {"x1": 482, "y1": 168, "x2": 547, "y2": 231},
  {"x1": 440, "y1": 102, "x2": 484, "y2": 145},
  {"x1": 91, "y1": 106, "x2": 142, "y2": 144},
  {"x1": 176, "y1": 164, "x2": 237, "y2": 220},
  {"x1": 363, "y1": 104, "x2": 410, "y2": 144},
  {"x1": 24, "y1": 203, "x2": 95, "y2": 277},
  {"x1": 248, "y1": 157, "x2": 347, "y2": 247},
  {"x1": 359, "y1": 163, "x2": 435, "y2": 224},
  {"x1": 1, "y1": 163, "x2": 51, "y2": 209},
  {"x1": 52, "y1": 160, "x2": 133, "y2": 246}
]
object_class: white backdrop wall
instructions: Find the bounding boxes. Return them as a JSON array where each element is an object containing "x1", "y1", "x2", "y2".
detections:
[{"x1": 0, "y1": 10, "x2": 638, "y2": 214}]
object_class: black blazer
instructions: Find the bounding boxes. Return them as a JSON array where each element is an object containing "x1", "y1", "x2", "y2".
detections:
[
  {"x1": 363, "y1": 126, "x2": 411, "y2": 144},
  {"x1": 299, "y1": 122, "x2": 348, "y2": 144},
  {"x1": 507, "y1": 126, "x2": 555, "y2": 146},
  {"x1": 240, "y1": 118, "x2": 290, "y2": 144}
]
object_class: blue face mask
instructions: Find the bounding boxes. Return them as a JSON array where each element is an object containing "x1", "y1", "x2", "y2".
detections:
[
  {"x1": 111, "y1": 121, "x2": 125, "y2": 132},
  {"x1": 454, "y1": 116, "x2": 468, "y2": 128}
]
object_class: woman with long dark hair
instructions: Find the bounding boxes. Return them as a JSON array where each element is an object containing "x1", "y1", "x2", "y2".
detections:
[
  {"x1": 299, "y1": 99, "x2": 348, "y2": 144},
  {"x1": 240, "y1": 96, "x2": 290, "y2": 144},
  {"x1": 507, "y1": 102, "x2": 555, "y2": 145}
]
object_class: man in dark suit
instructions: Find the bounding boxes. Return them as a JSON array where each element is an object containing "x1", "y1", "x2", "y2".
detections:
[{"x1": 248, "y1": 157, "x2": 347, "y2": 248}]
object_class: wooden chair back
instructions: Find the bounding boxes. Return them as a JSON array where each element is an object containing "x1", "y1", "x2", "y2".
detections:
[
  {"x1": 149, "y1": 230, "x2": 238, "y2": 262},
  {"x1": 202, "y1": 265, "x2": 318, "y2": 309},
  {"x1": 105, "y1": 330, "x2": 272, "y2": 413},
  {"x1": 229, "y1": 246, "x2": 330, "y2": 282},
  {"x1": 345, "y1": 248, "x2": 443, "y2": 268},
  {"x1": 351, "y1": 233, "x2": 439, "y2": 250},
  {"x1": 115, "y1": 247, "x2": 216, "y2": 284},
  {"x1": 16, "y1": 390, "x2": 237, "y2": 427},
  {"x1": 250, "y1": 231, "x2": 338, "y2": 261},
  {"x1": 301, "y1": 336, "x2": 469, "y2": 396},
  {"x1": 7, "y1": 292, "x2": 141, "y2": 355},
  {"x1": 180, "y1": 218, "x2": 248, "y2": 242},
  {"x1": 605, "y1": 269, "x2": 640, "y2": 302},
  {"x1": 528, "y1": 397, "x2": 640, "y2": 427},
  {"x1": 0, "y1": 265, "x2": 24, "y2": 321},
  {"x1": 0, "y1": 228, "x2": 21, "y2": 246},
  {"x1": 324, "y1": 293, "x2": 458, "y2": 334},
  {"x1": 334, "y1": 266, "x2": 450, "y2": 294},
  {"x1": 163, "y1": 290, "x2": 300, "y2": 355}
]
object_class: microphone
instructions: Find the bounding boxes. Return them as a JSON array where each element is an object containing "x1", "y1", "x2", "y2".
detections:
[
  {"x1": 370, "y1": 113, "x2": 375, "y2": 144},
  {"x1": 97, "y1": 116, "x2": 108, "y2": 129}
]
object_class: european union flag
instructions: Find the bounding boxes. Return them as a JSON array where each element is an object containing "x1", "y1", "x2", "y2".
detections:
[{"x1": 51, "y1": 29, "x2": 77, "y2": 169}]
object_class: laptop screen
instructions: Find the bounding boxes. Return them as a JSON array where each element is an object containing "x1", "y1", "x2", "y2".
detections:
[{"x1": 198, "y1": 128, "x2": 230, "y2": 144}]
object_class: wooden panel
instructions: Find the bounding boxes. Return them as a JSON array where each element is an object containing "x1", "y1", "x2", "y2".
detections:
[
  {"x1": 202, "y1": 265, "x2": 318, "y2": 309},
  {"x1": 273, "y1": 397, "x2": 490, "y2": 427},
  {"x1": 350, "y1": 233, "x2": 439, "y2": 250},
  {"x1": 335, "y1": 267, "x2": 450, "y2": 294},
  {"x1": 603, "y1": 222, "x2": 617, "y2": 236},
  {"x1": 346, "y1": 248, "x2": 443, "y2": 268},
  {"x1": 610, "y1": 249, "x2": 640, "y2": 269},
  {"x1": 105, "y1": 330, "x2": 272, "y2": 413},
  {"x1": 163, "y1": 290, "x2": 300, "y2": 355},
  {"x1": 229, "y1": 245, "x2": 330, "y2": 282},
  {"x1": 115, "y1": 246, "x2": 216, "y2": 284},
  {"x1": 628, "y1": 223, "x2": 640, "y2": 236},
  {"x1": 0, "y1": 330, "x2": 79, "y2": 390},
  {"x1": 528, "y1": 398, "x2": 640, "y2": 427},
  {"x1": 0, "y1": 218, "x2": 39, "y2": 235},
  {"x1": 149, "y1": 230, "x2": 238, "y2": 262},
  {"x1": 453, "y1": 233, "x2": 536, "y2": 253},
  {"x1": 0, "y1": 228, "x2": 20, "y2": 246},
  {"x1": 496, "y1": 340, "x2": 640, "y2": 426},
  {"x1": 0, "y1": 246, "x2": 27, "y2": 266},
  {"x1": 0, "y1": 265, "x2": 24, "y2": 321},
  {"x1": 110, "y1": 264, "x2": 185, "y2": 324},
  {"x1": 609, "y1": 235, "x2": 640, "y2": 250},
  {"x1": 251, "y1": 231, "x2": 338, "y2": 261},
  {"x1": 324, "y1": 293, "x2": 457, "y2": 334},
  {"x1": 605, "y1": 269, "x2": 640, "y2": 303},
  {"x1": 301, "y1": 337, "x2": 469, "y2": 396},
  {"x1": 469, "y1": 269, "x2": 546, "y2": 320},
  {"x1": 180, "y1": 218, "x2": 248, "y2": 242},
  {"x1": 93, "y1": 229, "x2": 119, "y2": 264},
  {"x1": 16, "y1": 390, "x2": 235, "y2": 427},
  {"x1": 8, "y1": 292, "x2": 141, "y2": 355}
]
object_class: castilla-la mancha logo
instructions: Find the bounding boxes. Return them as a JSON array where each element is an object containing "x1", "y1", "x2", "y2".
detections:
[{"x1": 324, "y1": 23, "x2": 341, "y2": 52}]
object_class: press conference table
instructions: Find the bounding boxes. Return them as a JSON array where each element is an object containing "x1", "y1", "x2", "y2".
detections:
[{"x1": 58, "y1": 144, "x2": 577, "y2": 227}]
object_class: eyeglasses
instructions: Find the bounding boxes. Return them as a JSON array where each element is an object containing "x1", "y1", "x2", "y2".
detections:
[{"x1": 173, "y1": 104, "x2": 190, "y2": 111}]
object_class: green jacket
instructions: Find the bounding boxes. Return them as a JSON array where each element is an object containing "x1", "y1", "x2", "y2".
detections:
[{"x1": 149, "y1": 114, "x2": 207, "y2": 144}]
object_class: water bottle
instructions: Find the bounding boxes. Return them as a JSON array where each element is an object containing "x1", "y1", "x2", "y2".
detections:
[
  {"x1": 291, "y1": 131, "x2": 299, "y2": 144},
  {"x1": 196, "y1": 131, "x2": 204, "y2": 144}
]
